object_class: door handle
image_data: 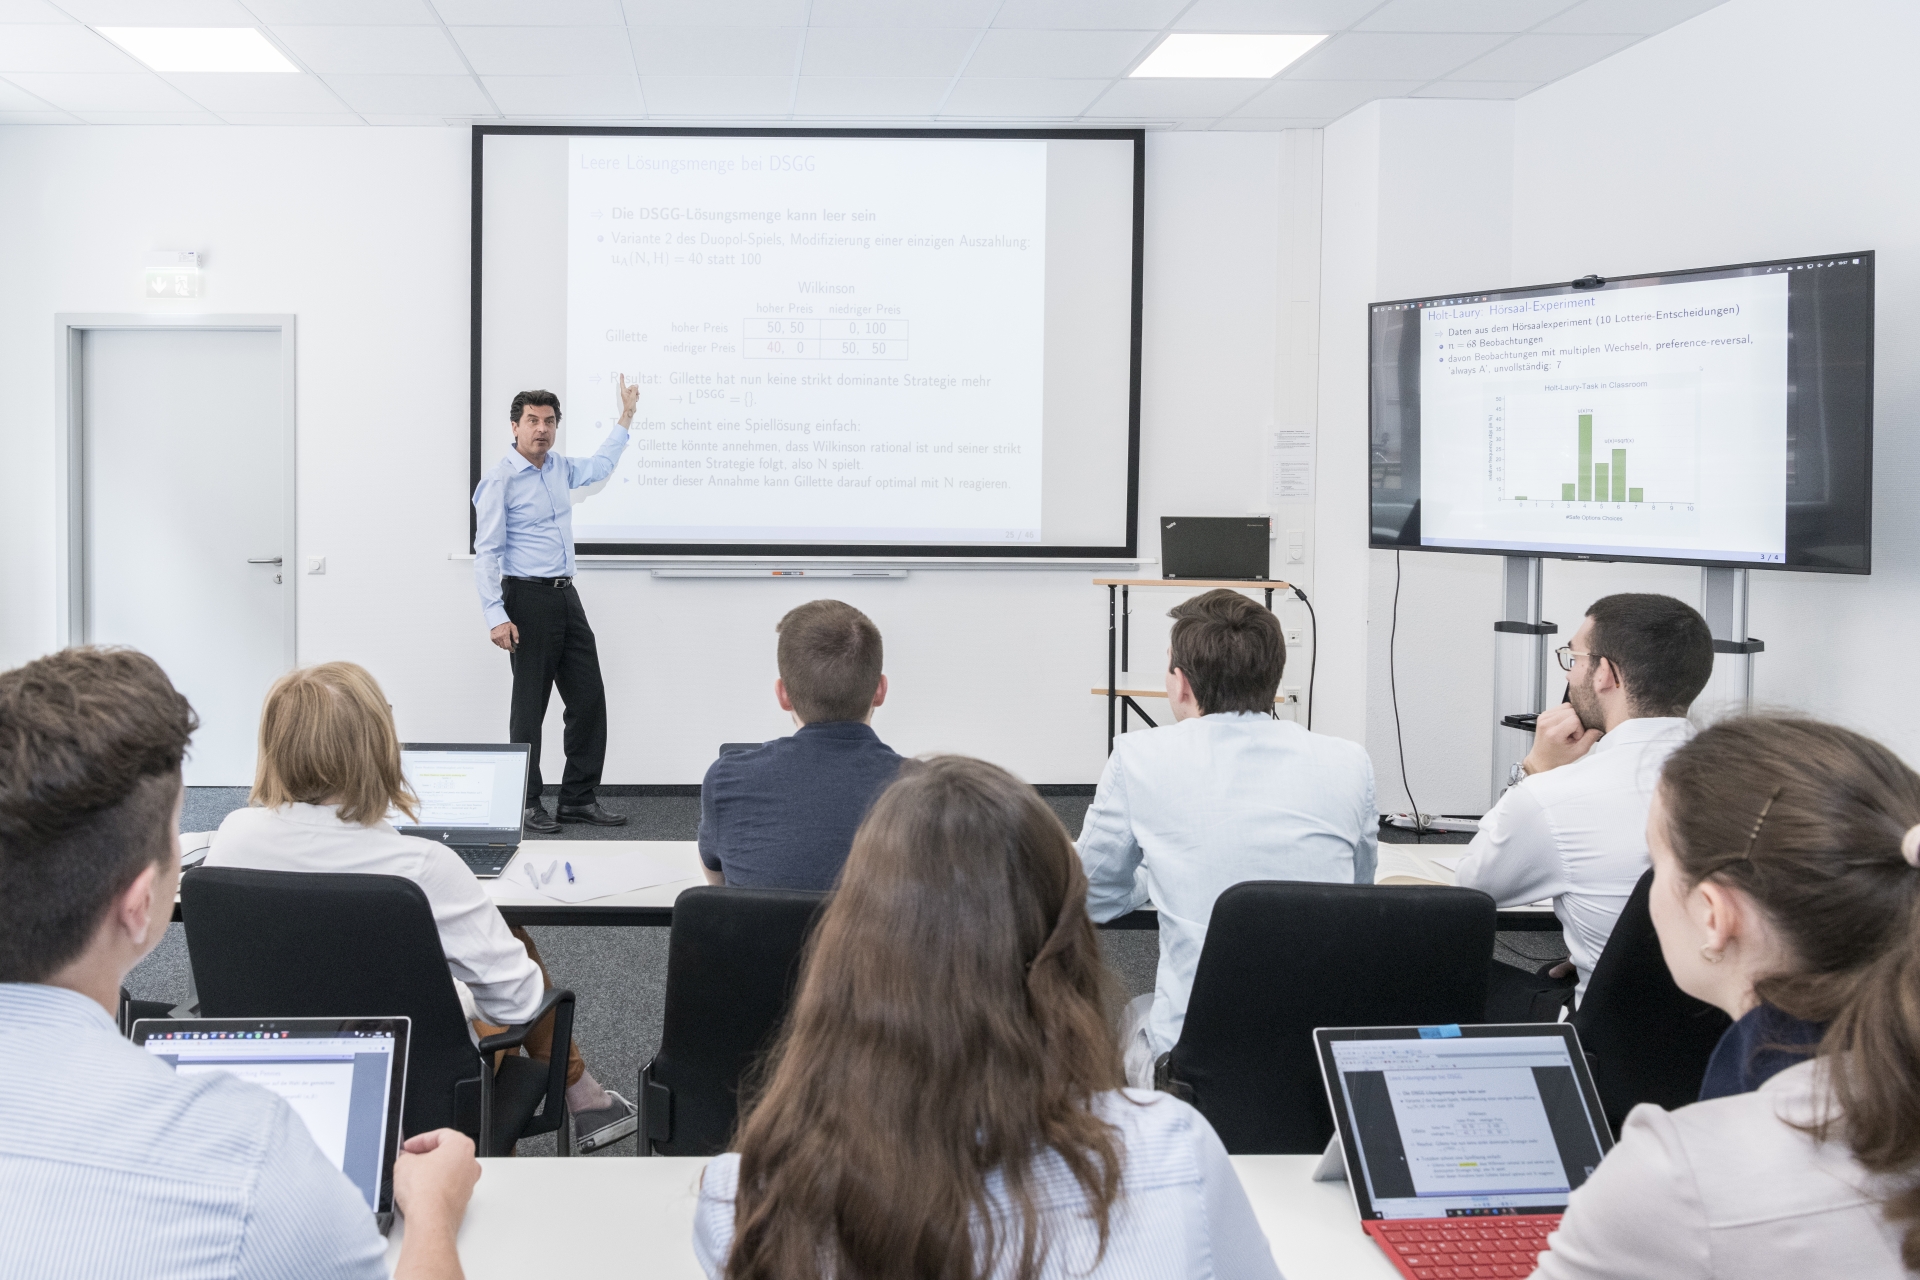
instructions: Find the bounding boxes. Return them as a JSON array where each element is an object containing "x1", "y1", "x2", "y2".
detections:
[{"x1": 247, "y1": 557, "x2": 283, "y2": 565}]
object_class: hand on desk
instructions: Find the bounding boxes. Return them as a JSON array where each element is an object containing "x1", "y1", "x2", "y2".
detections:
[
  {"x1": 490, "y1": 622, "x2": 519, "y2": 653},
  {"x1": 393, "y1": 1128, "x2": 480, "y2": 1280},
  {"x1": 1522, "y1": 704, "x2": 1601, "y2": 777}
]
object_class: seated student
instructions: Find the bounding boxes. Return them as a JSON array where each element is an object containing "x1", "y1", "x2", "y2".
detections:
[
  {"x1": 0, "y1": 647, "x2": 477, "y2": 1280},
  {"x1": 697, "y1": 599, "x2": 903, "y2": 891},
  {"x1": 1078, "y1": 588, "x2": 1376, "y2": 1086},
  {"x1": 694, "y1": 755, "x2": 1280, "y2": 1280},
  {"x1": 1531, "y1": 715, "x2": 1920, "y2": 1278},
  {"x1": 203, "y1": 661, "x2": 636, "y2": 1153},
  {"x1": 1456, "y1": 592, "x2": 1713, "y2": 1019}
]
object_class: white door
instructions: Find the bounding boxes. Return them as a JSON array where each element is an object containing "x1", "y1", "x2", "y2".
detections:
[{"x1": 81, "y1": 327, "x2": 291, "y2": 785}]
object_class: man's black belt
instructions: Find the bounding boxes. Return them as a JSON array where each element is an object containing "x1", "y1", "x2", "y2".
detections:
[{"x1": 503, "y1": 574, "x2": 573, "y2": 588}]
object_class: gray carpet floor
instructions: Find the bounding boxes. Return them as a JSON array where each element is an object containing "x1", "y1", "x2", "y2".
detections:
[{"x1": 142, "y1": 792, "x2": 1559, "y2": 1157}]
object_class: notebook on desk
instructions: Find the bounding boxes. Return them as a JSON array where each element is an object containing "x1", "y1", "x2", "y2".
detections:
[
  {"x1": 394, "y1": 743, "x2": 531, "y2": 878},
  {"x1": 1314, "y1": 1023, "x2": 1613, "y2": 1280},
  {"x1": 131, "y1": 1017, "x2": 410, "y2": 1234}
]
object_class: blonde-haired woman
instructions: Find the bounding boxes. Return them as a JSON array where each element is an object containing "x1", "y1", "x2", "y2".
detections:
[{"x1": 204, "y1": 661, "x2": 636, "y2": 1152}]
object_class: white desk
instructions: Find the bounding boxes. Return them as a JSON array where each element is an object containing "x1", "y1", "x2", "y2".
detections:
[
  {"x1": 384, "y1": 1154, "x2": 1396, "y2": 1279},
  {"x1": 486, "y1": 840, "x2": 709, "y2": 926}
]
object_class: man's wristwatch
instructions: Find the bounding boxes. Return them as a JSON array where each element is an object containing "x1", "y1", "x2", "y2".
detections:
[{"x1": 1506, "y1": 760, "x2": 1530, "y2": 790}]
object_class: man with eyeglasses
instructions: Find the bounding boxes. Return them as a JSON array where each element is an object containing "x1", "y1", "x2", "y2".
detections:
[{"x1": 1457, "y1": 593, "x2": 1714, "y2": 1020}]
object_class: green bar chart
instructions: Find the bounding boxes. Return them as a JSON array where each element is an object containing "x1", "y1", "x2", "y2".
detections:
[
  {"x1": 1564, "y1": 413, "x2": 1644, "y2": 503},
  {"x1": 1577, "y1": 414, "x2": 1593, "y2": 501}
]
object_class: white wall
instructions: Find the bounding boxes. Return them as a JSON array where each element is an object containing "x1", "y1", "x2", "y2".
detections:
[
  {"x1": 1319, "y1": 0, "x2": 1920, "y2": 814},
  {"x1": 0, "y1": 126, "x2": 1315, "y2": 785}
]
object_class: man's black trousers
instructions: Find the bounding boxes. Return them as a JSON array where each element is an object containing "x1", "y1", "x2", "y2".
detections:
[{"x1": 503, "y1": 578, "x2": 606, "y2": 809}]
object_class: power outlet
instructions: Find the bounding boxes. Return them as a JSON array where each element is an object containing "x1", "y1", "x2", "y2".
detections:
[
  {"x1": 1285, "y1": 628, "x2": 1305, "y2": 646},
  {"x1": 1281, "y1": 686, "x2": 1302, "y2": 704}
]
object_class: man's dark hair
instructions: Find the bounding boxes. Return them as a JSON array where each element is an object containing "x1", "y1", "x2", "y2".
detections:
[
  {"x1": 1585, "y1": 593, "x2": 1714, "y2": 717},
  {"x1": 510, "y1": 390, "x2": 560, "y2": 423},
  {"x1": 0, "y1": 648, "x2": 196, "y2": 983},
  {"x1": 777, "y1": 600, "x2": 884, "y2": 725},
  {"x1": 1167, "y1": 589, "x2": 1285, "y2": 715}
]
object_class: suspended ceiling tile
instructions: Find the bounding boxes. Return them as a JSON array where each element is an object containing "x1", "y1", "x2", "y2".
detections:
[
  {"x1": 7, "y1": 70, "x2": 205, "y2": 110},
  {"x1": 160, "y1": 71, "x2": 343, "y2": 112},
  {"x1": 0, "y1": 25, "x2": 146, "y2": 72},
  {"x1": 0, "y1": 74, "x2": 62, "y2": 108},
  {"x1": 628, "y1": 25, "x2": 804, "y2": 77},
  {"x1": 964, "y1": 29, "x2": 1156, "y2": 78},
  {"x1": 56, "y1": 0, "x2": 258, "y2": 22},
  {"x1": 71, "y1": 109, "x2": 221, "y2": 122},
  {"x1": 800, "y1": 27, "x2": 977, "y2": 78},
  {"x1": 638, "y1": 74, "x2": 793, "y2": 115},
  {"x1": 1536, "y1": 0, "x2": 1726, "y2": 34},
  {"x1": 244, "y1": 0, "x2": 440, "y2": 21},
  {"x1": 482, "y1": 74, "x2": 645, "y2": 114},
  {"x1": 430, "y1": 0, "x2": 625, "y2": 24},
  {"x1": 218, "y1": 110, "x2": 367, "y2": 123},
  {"x1": 806, "y1": 0, "x2": 1000, "y2": 27},
  {"x1": 1412, "y1": 78, "x2": 1544, "y2": 96},
  {"x1": 939, "y1": 76, "x2": 1109, "y2": 116},
  {"x1": 992, "y1": 0, "x2": 1186, "y2": 28},
  {"x1": 1081, "y1": 77, "x2": 1269, "y2": 118},
  {"x1": 451, "y1": 25, "x2": 637, "y2": 77},
  {"x1": 323, "y1": 73, "x2": 497, "y2": 115},
  {"x1": 1233, "y1": 77, "x2": 1426, "y2": 118},
  {"x1": 621, "y1": 0, "x2": 809, "y2": 23},
  {"x1": 0, "y1": 0, "x2": 76, "y2": 20},
  {"x1": 0, "y1": 109, "x2": 79, "y2": 121},
  {"x1": 1449, "y1": 30, "x2": 1638, "y2": 79},
  {"x1": 270, "y1": 26, "x2": 468, "y2": 75},
  {"x1": 1356, "y1": 0, "x2": 1576, "y2": 33},
  {"x1": 792, "y1": 75, "x2": 952, "y2": 115},
  {"x1": 1285, "y1": 30, "x2": 1509, "y2": 78},
  {"x1": 1174, "y1": 0, "x2": 1382, "y2": 31}
]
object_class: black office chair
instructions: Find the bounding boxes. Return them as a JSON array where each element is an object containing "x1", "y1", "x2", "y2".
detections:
[
  {"x1": 640, "y1": 885, "x2": 827, "y2": 1155},
  {"x1": 1159, "y1": 880, "x2": 1496, "y2": 1154},
  {"x1": 117, "y1": 988, "x2": 177, "y2": 1036},
  {"x1": 1571, "y1": 867, "x2": 1731, "y2": 1133},
  {"x1": 181, "y1": 866, "x2": 574, "y2": 1156}
]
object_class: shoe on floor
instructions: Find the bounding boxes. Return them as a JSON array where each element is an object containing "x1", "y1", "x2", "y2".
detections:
[
  {"x1": 573, "y1": 1090, "x2": 638, "y2": 1153},
  {"x1": 557, "y1": 801, "x2": 627, "y2": 827},
  {"x1": 523, "y1": 806, "x2": 560, "y2": 835}
]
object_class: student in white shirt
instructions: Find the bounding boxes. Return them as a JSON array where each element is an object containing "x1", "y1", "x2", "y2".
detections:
[
  {"x1": 1532, "y1": 715, "x2": 1920, "y2": 1279},
  {"x1": 204, "y1": 661, "x2": 636, "y2": 1153},
  {"x1": 693, "y1": 756, "x2": 1280, "y2": 1280},
  {"x1": 1456, "y1": 593, "x2": 1713, "y2": 1019},
  {"x1": 1078, "y1": 588, "x2": 1376, "y2": 1086}
]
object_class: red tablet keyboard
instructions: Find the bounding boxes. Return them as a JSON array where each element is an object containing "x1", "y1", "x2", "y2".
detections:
[{"x1": 1364, "y1": 1215, "x2": 1558, "y2": 1279}]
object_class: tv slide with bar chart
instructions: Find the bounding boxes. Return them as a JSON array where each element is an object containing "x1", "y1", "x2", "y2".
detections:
[
  {"x1": 475, "y1": 129, "x2": 1142, "y2": 559},
  {"x1": 1368, "y1": 252, "x2": 1874, "y2": 573}
]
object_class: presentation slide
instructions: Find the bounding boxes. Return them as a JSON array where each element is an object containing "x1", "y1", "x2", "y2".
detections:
[
  {"x1": 1383, "y1": 1066, "x2": 1572, "y2": 1197},
  {"x1": 478, "y1": 130, "x2": 1139, "y2": 555},
  {"x1": 178, "y1": 1056, "x2": 357, "y2": 1169},
  {"x1": 398, "y1": 749, "x2": 527, "y2": 829},
  {"x1": 1416, "y1": 271, "x2": 1789, "y2": 563}
]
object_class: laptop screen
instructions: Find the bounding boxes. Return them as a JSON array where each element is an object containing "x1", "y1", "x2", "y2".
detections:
[
  {"x1": 397, "y1": 744, "x2": 529, "y2": 833},
  {"x1": 134, "y1": 1019, "x2": 408, "y2": 1215},
  {"x1": 1321, "y1": 1028, "x2": 1611, "y2": 1220}
]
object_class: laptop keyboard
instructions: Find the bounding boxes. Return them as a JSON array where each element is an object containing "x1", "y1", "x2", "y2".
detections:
[
  {"x1": 452, "y1": 845, "x2": 514, "y2": 878},
  {"x1": 1369, "y1": 1216, "x2": 1558, "y2": 1279}
]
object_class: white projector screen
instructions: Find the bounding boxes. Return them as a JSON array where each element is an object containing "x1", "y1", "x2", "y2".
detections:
[{"x1": 473, "y1": 127, "x2": 1143, "y2": 559}]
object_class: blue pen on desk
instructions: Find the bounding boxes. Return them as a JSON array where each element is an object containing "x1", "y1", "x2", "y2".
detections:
[{"x1": 565, "y1": 861, "x2": 575, "y2": 884}]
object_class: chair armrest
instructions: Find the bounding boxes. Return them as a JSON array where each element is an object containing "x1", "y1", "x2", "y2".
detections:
[{"x1": 476, "y1": 987, "x2": 572, "y2": 1054}]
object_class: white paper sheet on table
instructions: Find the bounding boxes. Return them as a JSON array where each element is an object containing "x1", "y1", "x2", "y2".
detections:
[
  {"x1": 1431, "y1": 854, "x2": 1468, "y2": 871},
  {"x1": 514, "y1": 848, "x2": 696, "y2": 903}
]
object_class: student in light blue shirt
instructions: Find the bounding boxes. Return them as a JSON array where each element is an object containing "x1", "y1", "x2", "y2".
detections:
[
  {"x1": 1078, "y1": 589, "x2": 1377, "y2": 1086},
  {"x1": 0, "y1": 647, "x2": 478, "y2": 1280}
]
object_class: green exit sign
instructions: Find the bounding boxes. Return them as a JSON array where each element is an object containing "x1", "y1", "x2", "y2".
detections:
[{"x1": 144, "y1": 250, "x2": 200, "y2": 298}]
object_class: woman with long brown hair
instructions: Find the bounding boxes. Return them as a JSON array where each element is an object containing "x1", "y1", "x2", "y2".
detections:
[
  {"x1": 692, "y1": 755, "x2": 1280, "y2": 1280},
  {"x1": 1531, "y1": 716, "x2": 1920, "y2": 1277}
]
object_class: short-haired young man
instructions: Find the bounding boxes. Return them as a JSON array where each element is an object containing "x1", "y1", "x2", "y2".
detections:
[
  {"x1": 0, "y1": 648, "x2": 478, "y2": 1280},
  {"x1": 1078, "y1": 589, "x2": 1377, "y2": 1087},
  {"x1": 1457, "y1": 592, "x2": 1715, "y2": 1019},
  {"x1": 698, "y1": 600, "x2": 903, "y2": 891}
]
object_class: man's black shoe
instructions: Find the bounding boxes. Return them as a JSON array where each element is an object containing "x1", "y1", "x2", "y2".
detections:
[
  {"x1": 557, "y1": 801, "x2": 627, "y2": 827},
  {"x1": 523, "y1": 806, "x2": 561, "y2": 835}
]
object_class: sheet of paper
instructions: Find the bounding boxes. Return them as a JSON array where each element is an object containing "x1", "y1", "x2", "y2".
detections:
[
  {"x1": 1431, "y1": 854, "x2": 1467, "y2": 872},
  {"x1": 513, "y1": 848, "x2": 698, "y2": 904},
  {"x1": 1268, "y1": 425, "x2": 1315, "y2": 503}
]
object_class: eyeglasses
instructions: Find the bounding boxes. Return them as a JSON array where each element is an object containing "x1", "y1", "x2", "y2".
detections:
[{"x1": 1555, "y1": 645, "x2": 1607, "y2": 672}]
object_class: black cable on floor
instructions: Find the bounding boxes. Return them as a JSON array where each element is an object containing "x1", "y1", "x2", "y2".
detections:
[
  {"x1": 1390, "y1": 550, "x2": 1427, "y2": 837},
  {"x1": 1292, "y1": 585, "x2": 1317, "y2": 730}
]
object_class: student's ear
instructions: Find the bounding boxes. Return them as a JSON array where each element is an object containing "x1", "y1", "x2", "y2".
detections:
[
  {"x1": 870, "y1": 674, "x2": 888, "y2": 710},
  {"x1": 775, "y1": 678, "x2": 794, "y2": 712},
  {"x1": 115, "y1": 861, "x2": 166, "y2": 954}
]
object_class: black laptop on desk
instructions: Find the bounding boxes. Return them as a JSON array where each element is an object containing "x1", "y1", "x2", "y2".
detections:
[
  {"x1": 1160, "y1": 516, "x2": 1271, "y2": 580},
  {"x1": 395, "y1": 742, "x2": 532, "y2": 878}
]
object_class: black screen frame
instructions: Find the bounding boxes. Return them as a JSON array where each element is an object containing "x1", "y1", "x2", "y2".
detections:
[
  {"x1": 469, "y1": 125, "x2": 1145, "y2": 562},
  {"x1": 1315, "y1": 1023, "x2": 1615, "y2": 1222},
  {"x1": 1368, "y1": 250, "x2": 1875, "y2": 574}
]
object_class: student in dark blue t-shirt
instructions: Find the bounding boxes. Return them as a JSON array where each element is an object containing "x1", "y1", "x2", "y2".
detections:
[{"x1": 698, "y1": 600, "x2": 904, "y2": 891}]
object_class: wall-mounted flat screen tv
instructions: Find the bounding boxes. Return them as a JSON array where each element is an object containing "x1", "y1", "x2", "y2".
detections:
[{"x1": 1369, "y1": 251, "x2": 1873, "y2": 573}]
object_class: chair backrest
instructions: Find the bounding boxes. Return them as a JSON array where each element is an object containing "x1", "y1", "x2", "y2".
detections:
[
  {"x1": 1571, "y1": 867, "x2": 1730, "y2": 1131},
  {"x1": 1165, "y1": 880, "x2": 1496, "y2": 1154},
  {"x1": 643, "y1": 885, "x2": 828, "y2": 1155},
  {"x1": 181, "y1": 866, "x2": 481, "y2": 1137}
]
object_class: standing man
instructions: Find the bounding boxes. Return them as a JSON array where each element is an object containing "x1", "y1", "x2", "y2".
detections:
[{"x1": 474, "y1": 379, "x2": 637, "y2": 832}]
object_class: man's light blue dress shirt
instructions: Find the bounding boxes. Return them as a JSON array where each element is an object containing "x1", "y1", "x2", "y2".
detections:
[
  {"x1": 0, "y1": 983, "x2": 385, "y2": 1280},
  {"x1": 472, "y1": 427, "x2": 629, "y2": 629},
  {"x1": 1077, "y1": 712, "x2": 1378, "y2": 1058}
]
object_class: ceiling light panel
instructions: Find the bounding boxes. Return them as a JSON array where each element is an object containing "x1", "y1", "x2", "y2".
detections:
[
  {"x1": 96, "y1": 27, "x2": 300, "y2": 73},
  {"x1": 1131, "y1": 33, "x2": 1328, "y2": 78}
]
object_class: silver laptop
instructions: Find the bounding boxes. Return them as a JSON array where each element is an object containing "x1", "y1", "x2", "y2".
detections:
[
  {"x1": 395, "y1": 742, "x2": 532, "y2": 878},
  {"x1": 132, "y1": 1017, "x2": 411, "y2": 1235}
]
